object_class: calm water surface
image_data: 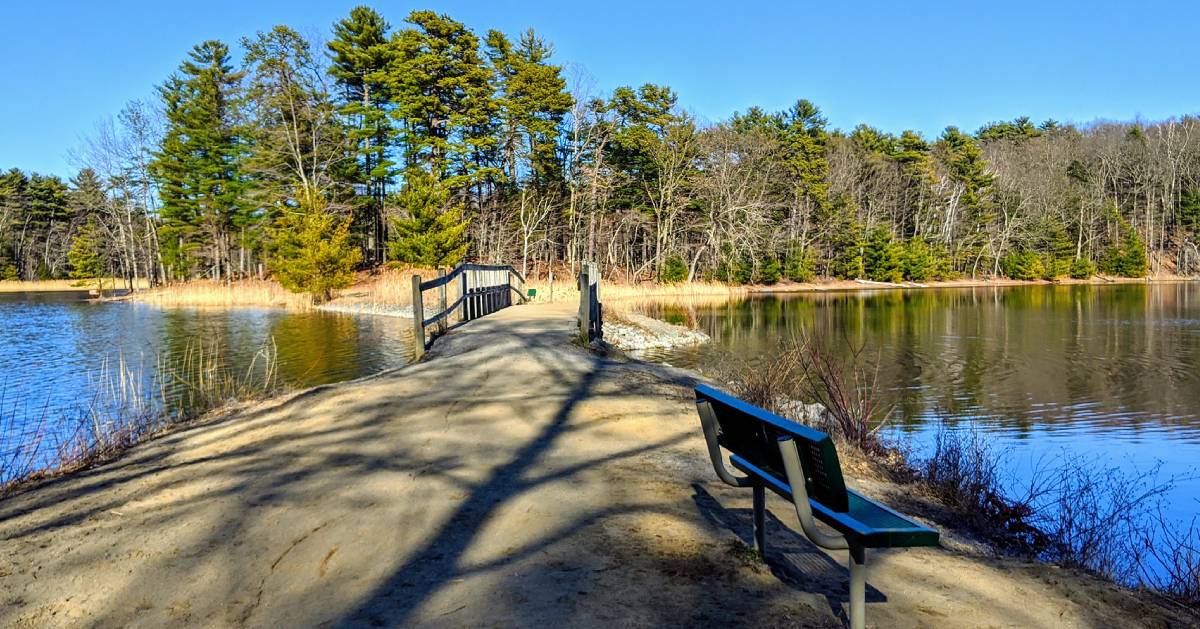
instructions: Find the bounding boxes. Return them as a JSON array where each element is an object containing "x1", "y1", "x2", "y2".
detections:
[
  {"x1": 639, "y1": 283, "x2": 1200, "y2": 525},
  {"x1": 0, "y1": 292, "x2": 414, "y2": 464}
]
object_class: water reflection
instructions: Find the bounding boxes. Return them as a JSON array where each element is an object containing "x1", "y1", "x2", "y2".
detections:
[
  {"x1": 0, "y1": 293, "x2": 414, "y2": 460},
  {"x1": 640, "y1": 283, "x2": 1200, "y2": 527},
  {"x1": 643, "y1": 283, "x2": 1200, "y2": 442}
]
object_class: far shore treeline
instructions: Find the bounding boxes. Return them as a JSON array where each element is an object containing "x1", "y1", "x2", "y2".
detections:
[{"x1": 3, "y1": 6, "x2": 1200, "y2": 299}]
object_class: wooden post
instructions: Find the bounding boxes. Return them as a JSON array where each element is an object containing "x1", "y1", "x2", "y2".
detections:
[
  {"x1": 437, "y1": 268, "x2": 447, "y2": 336},
  {"x1": 462, "y1": 269, "x2": 470, "y2": 322},
  {"x1": 548, "y1": 268, "x2": 554, "y2": 302},
  {"x1": 411, "y1": 274, "x2": 425, "y2": 360},
  {"x1": 579, "y1": 264, "x2": 591, "y2": 343}
]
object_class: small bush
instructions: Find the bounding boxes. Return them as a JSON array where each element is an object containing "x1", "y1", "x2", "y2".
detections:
[
  {"x1": 1000, "y1": 250, "x2": 1045, "y2": 280},
  {"x1": 784, "y1": 246, "x2": 816, "y2": 282},
  {"x1": 1069, "y1": 257, "x2": 1095, "y2": 279},
  {"x1": 757, "y1": 255, "x2": 782, "y2": 285},
  {"x1": 901, "y1": 237, "x2": 935, "y2": 281},
  {"x1": 1100, "y1": 228, "x2": 1148, "y2": 277},
  {"x1": 659, "y1": 254, "x2": 688, "y2": 283},
  {"x1": 864, "y1": 227, "x2": 903, "y2": 282}
]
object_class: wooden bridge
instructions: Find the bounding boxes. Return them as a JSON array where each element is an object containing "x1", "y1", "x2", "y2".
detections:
[{"x1": 409, "y1": 262, "x2": 604, "y2": 359}]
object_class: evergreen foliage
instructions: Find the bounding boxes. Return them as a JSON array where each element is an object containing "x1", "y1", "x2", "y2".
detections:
[
  {"x1": 758, "y1": 255, "x2": 782, "y2": 285},
  {"x1": 151, "y1": 40, "x2": 248, "y2": 279},
  {"x1": 267, "y1": 191, "x2": 361, "y2": 302},
  {"x1": 863, "y1": 227, "x2": 903, "y2": 282},
  {"x1": 1100, "y1": 227, "x2": 1148, "y2": 277},
  {"x1": 901, "y1": 237, "x2": 942, "y2": 281},
  {"x1": 68, "y1": 217, "x2": 103, "y2": 280},
  {"x1": 1001, "y1": 250, "x2": 1046, "y2": 280},
  {"x1": 387, "y1": 173, "x2": 470, "y2": 267},
  {"x1": 784, "y1": 246, "x2": 817, "y2": 282},
  {"x1": 659, "y1": 254, "x2": 687, "y2": 283},
  {"x1": 1069, "y1": 257, "x2": 1096, "y2": 279}
]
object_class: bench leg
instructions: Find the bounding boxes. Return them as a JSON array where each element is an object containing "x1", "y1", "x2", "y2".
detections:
[
  {"x1": 752, "y1": 484, "x2": 766, "y2": 556},
  {"x1": 849, "y1": 545, "x2": 866, "y2": 629}
]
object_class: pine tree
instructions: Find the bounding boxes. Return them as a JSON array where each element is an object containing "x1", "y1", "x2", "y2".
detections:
[
  {"x1": 328, "y1": 6, "x2": 394, "y2": 261},
  {"x1": 68, "y1": 216, "x2": 104, "y2": 286},
  {"x1": 388, "y1": 173, "x2": 470, "y2": 267},
  {"x1": 152, "y1": 40, "x2": 248, "y2": 280},
  {"x1": 936, "y1": 126, "x2": 993, "y2": 214},
  {"x1": 267, "y1": 190, "x2": 361, "y2": 302},
  {"x1": 485, "y1": 28, "x2": 573, "y2": 186},
  {"x1": 864, "y1": 227, "x2": 903, "y2": 282},
  {"x1": 784, "y1": 245, "x2": 817, "y2": 282},
  {"x1": 390, "y1": 11, "x2": 496, "y2": 187}
]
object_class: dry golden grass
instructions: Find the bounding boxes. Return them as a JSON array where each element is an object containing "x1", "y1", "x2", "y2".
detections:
[
  {"x1": 0, "y1": 278, "x2": 150, "y2": 293},
  {"x1": 135, "y1": 280, "x2": 313, "y2": 309},
  {"x1": 326, "y1": 266, "x2": 439, "y2": 309},
  {"x1": 524, "y1": 278, "x2": 744, "y2": 313}
]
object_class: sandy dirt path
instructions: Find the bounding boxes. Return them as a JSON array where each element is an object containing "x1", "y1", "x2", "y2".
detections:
[{"x1": 0, "y1": 302, "x2": 1193, "y2": 628}]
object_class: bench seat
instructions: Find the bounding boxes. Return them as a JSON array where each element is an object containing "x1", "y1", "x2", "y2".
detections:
[{"x1": 729, "y1": 454, "x2": 938, "y2": 549}]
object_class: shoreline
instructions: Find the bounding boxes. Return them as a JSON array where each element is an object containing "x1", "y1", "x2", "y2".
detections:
[
  {"x1": 746, "y1": 274, "x2": 1198, "y2": 294},
  {"x1": 3, "y1": 272, "x2": 1188, "y2": 307}
]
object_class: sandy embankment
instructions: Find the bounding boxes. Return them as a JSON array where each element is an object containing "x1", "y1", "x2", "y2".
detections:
[{"x1": 0, "y1": 302, "x2": 1193, "y2": 628}]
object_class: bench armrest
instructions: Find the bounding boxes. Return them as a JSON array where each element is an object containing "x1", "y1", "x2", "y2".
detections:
[
  {"x1": 696, "y1": 400, "x2": 755, "y2": 488},
  {"x1": 778, "y1": 436, "x2": 850, "y2": 551}
]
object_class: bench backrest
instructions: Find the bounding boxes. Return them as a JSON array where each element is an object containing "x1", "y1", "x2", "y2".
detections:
[{"x1": 695, "y1": 384, "x2": 849, "y2": 512}]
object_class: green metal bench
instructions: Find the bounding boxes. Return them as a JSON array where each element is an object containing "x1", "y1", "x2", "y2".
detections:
[{"x1": 694, "y1": 384, "x2": 938, "y2": 629}]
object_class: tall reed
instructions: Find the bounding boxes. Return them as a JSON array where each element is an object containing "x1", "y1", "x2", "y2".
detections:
[{"x1": 0, "y1": 338, "x2": 281, "y2": 495}]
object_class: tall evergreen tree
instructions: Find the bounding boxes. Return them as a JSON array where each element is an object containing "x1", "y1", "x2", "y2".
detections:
[
  {"x1": 390, "y1": 10, "x2": 496, "y2": 187},
  {"x1": 328, "y1": 6, "x2": 394, "y2": 261},
  {"x1": 152, "y1": 40, "x2": 248, "y2": 280},
  {"x1": 485, "y1": 28, "x2": 573, "y2": 187}
]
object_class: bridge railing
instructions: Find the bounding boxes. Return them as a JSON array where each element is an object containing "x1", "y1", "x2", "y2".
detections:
[{"x1": 410, "y1": 263, "x2": 526, "y2": 359}]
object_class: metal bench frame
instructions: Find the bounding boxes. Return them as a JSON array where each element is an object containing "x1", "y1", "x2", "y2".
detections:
[{"x1": 696, "y1": 386, "x2": 936, "y2": 629}]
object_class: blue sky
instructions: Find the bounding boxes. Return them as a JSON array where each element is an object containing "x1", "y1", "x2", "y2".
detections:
[{"x1": 3, "y1": 0, "x2": 1197, "y2": 177}]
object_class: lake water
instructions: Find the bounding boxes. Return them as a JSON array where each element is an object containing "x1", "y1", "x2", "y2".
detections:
[
  {"x1": 0, "y1": 292, "x2": 415, "y2": 471},
  {"x1": 637, "y1": 283, "x2": 1200, "y2": 531}
]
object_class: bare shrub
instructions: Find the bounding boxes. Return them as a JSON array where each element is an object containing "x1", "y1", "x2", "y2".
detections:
[
  {"x1": 920, "y1": 423, "x2": 1044, "y2": 550},
  {"x1": 918, "y1": 420, "x2": 1199, "y2": 602},
  {"x1": 1144, "y1": 514, "x2": 1200, "y2": 607},
  {"x1": 720, "y1": 343, "x2": 808, "y2": 417},
  {"x1": 717, "y1": 334, "x2": 893, "y2": 453},
  {"x1": 1027, "y1": 454, "x2": 1171, "y2": 583},
  {"x1": 794, "y1": 333, "x2": 894, "y2": 453}
]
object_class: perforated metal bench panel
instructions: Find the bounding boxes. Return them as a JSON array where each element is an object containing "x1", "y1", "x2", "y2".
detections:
[
  {"x1": 729, "y1": 455, "x2": 939, "y2": 548},
  {"x1": 696, "y1": 384, "x2": 850, "y2": 512}
]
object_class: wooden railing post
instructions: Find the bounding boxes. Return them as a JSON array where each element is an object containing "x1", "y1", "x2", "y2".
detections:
[
  {"x1": 411, "y1": 274, "x2": 425, "y2": 360},
  {"x1": 579, "y1": 264, "x2": 591, "y2": 343},
  {"x1": 461, "y1": 268, "x2": 470, "y2": 322},
  {"x1": 437, "y1": 268, "x2": 447, "y2": 336}
]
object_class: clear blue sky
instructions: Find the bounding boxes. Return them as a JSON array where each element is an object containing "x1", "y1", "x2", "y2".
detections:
[{"x1": 3, "y1": 0, "x2": 1198, "y2": 177}]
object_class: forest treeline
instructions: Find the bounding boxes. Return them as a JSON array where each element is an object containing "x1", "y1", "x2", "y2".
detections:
[{"x1": 4, "y1": 6, "x2": 1200, "y2": 297}]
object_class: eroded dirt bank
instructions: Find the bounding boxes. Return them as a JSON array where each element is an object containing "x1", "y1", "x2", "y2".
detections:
[{"x1": 0, "y1": 302, "x2": 1192, "y2": 628}]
